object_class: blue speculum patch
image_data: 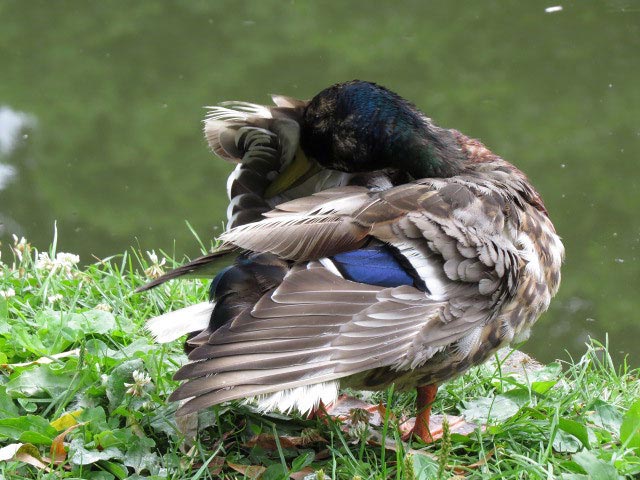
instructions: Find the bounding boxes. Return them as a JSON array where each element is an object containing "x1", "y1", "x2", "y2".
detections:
[{"x1": 331, "y1": 245, "x2": 416, "y2": 288}]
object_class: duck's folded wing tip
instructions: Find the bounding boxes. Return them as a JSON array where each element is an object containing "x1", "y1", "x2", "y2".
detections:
[{"x1": 135, "y1": 248, "x2": 238, "y2": 292}]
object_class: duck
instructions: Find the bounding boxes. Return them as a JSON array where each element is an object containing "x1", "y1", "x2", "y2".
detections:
[{"x1": 139, "y1": 80, "x2": 564, "y2": 443}]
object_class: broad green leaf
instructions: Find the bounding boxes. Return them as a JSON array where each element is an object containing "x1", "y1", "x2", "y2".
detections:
[
  {"x1": 261, "y1": 464, "x2": 288, "y2": 480},
  {"x1": 11, "y1": 325, "x2": 47, "y2": 356},
  {"x1": 0, "y1": 305, "x2": 10, "y2": 333},
  {"x1": 553, "y1": 429, "x2": 581, "y2": 453},
  {"x1": 35, "y1": 309, "x2": 117, "y2": 352},
  {"x1": 148, "y1": 404, "x2": 179, "y2": 438},
  {"x1": 500, "y1": 387, "x2": 531, "y2": 406},
  {"x1": 531, "y1": 380, "x2": 557, "y2": 394},
  {"x1": 590, "y1": 400, "x2": 623, "y2": 436},
  {"x1": 572, "y1": 451, "x2": 622, "y2": 480},
  {"x1": 461, "y1": 395, "x2": 520, "y2": 422},
  {"x1": 69, "y1": 438, "x2": 124, "y2": 465},
  {"x1": 291, "y1": 451, "x2": 315, "y2": 471},
  {"x1": 620, "y1": 398, "x2": 640, "y2": 451},
  {"x1": 94, "y1": 430, "x2": 125, "y2": 449},
  {"x1": 124, "y1": 437, "x2": 159, "y2": 475},
  {"x1": 411, "y1": 453, "x2": 438, "y2": 480},
  {"x1": 5, "y1": 363, "x2": 72, "y2": 398},
  {"x1": 98, "y1": 459, "x2": 130, "y2": 480},
  {"x1": 0, "y1": 415, "x2": 57, "y2": 444},
  {"x1": 77, "y1": 407, "x2": 110, "y2": 436},
  {"x1": 69, "y1": 309, "x2": 117, "y2": 335},
  {"x1": 88, "y1": 472, "x2": 116, "y2": 480},
  {"x1": 84, "y1": 338, "x2": 119, "y2": 363},
  {"x1": 17, "y1": 398, "x2": 37, "y2": 413},
  {"x1": 559, "y1": 418, "x2": 590, "y2": 449},
  {"x1": 0, "y1": 386, "x2": 20, "y2": 419}
]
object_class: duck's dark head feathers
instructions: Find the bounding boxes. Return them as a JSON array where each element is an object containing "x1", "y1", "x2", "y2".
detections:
[{"x1": 301, "y1": 80, "x2": 465, "y2": 178}]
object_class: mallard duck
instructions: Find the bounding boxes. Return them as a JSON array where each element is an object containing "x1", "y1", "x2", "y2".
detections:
[{"x1": 140, "y1": 80, "x2": 564, "y2": 442}]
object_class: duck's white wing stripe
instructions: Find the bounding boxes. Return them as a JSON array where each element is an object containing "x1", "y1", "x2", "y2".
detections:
[{"x1": 146, "y1": 302, "x2": 213, "y2": 343}]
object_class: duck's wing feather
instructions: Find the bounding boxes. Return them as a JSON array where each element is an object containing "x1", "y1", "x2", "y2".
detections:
[
  {"x1": 135, "y1": 246, "x2": 238, "y2": 292},
  {"x1": 173, "y1": 179, "x2": 522, "y2": 415},
  {"x1": 171, "y1": 264, "x2": 450, "y2": 415}
]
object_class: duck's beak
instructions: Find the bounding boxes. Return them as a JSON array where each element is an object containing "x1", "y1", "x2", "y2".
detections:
[{"x1": 264, "y1": 148, "x2": 322, "y2": 198}]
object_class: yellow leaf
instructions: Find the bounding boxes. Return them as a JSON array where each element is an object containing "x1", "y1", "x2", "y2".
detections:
[{"x1": 50, "y1": 409, "x2": 83, "y2": 431}]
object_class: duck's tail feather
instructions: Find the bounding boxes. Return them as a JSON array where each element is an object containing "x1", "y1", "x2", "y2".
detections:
[
  {"x1": 203, "y1": 99, "x2": 305, "y2": 167},
  {"x1": 135, "y1": 246, "x2": 238, "y2": 292},
  {"x1": 202, "y1": 97, "x2": 308, "y2": 229}
]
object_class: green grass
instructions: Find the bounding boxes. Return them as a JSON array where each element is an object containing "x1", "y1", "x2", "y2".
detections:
[{"x1": 1, "y1": 236, "x2": 639, "y2": 479}]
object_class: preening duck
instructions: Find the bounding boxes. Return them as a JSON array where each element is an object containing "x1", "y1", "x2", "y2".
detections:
[{"x1": 140, "y1": 80, "x2": 564, "y2": 442}]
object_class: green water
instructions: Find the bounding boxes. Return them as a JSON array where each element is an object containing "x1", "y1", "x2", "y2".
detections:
[{"x1": 1, "y1": 1, "x2": 638, "y2": 364}]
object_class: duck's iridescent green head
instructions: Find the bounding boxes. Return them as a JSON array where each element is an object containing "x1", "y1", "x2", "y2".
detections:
[{"x1": 301, "y1": 80, "x2": 465, "y2": 179}]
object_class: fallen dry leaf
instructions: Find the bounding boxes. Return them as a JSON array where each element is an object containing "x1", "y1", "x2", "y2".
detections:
[
  {"x1": 50, "y1": 422, "x2": 85, "y2": 464},
  {"x1": 399, "y1": 414, "x2": 480, "y2": 441},
  {"x1": 0, "y1": 443, "x2": 51, "y2": 472},
  {"x1": 323, "y1": 394, "x2": 389, "y2": 426},
  {"x1": 227, "y1": 461, "x2": 266, "y2": 479},
  {"x1": 208, "y1": 456, "x2": 225, "y2": 476},
  {"x1": 245, "y1": 432, "x2": 327, "y2": 450},
  {"x1": 290, "y1": 466, "x2": 315, "y2": 479}
]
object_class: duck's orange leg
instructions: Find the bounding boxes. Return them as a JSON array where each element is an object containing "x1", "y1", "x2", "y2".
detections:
[{"x1": 411, "y1": 384, "x2": 438, "y2": 443}]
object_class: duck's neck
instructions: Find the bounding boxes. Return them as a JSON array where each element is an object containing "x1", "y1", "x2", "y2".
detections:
[{"x1": 396, "y1": 122, "x2": 466, "y2": 179}]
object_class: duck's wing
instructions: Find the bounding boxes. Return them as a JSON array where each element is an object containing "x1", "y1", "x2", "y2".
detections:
[{"x1": 172, "y1": 180, "x2": 522, "y2": 415}]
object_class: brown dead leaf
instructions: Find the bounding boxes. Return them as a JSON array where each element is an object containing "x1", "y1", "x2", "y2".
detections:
[
  {"x1": 50, "y1": 422, "x2": 84, "y2": 464},
  {"x1": 399, "y1": 414, "x2": 479, "y2": 441},
  {"x1": 290, "y1": 466, "x2": 315, "y2": 479},
  {"x1": 323, "y1": 394, "x2": 390, "y2": 426},
  {"x1": 314, "y1": 448, "x2": 331, "y2": 460},
  {"x1": 245, "y1": 432, "x2": 327, "y2": 450},
  {"x1": 227, "y1": 461, "x2": 266, "y2": 479},
  {"x1": 208, "y1": 455, "x2": 225, "y2": 476},
  {"x1": 0, "y1": 443, "x2": 51, "y2": 472},
  {"x1": 16, "y1": 452, "x2": 51, "y2": 472}
]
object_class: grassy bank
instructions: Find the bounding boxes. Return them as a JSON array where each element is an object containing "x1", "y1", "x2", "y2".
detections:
[{"x1": 0, "y1": 237, "x2": 639, "y2": 479}]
